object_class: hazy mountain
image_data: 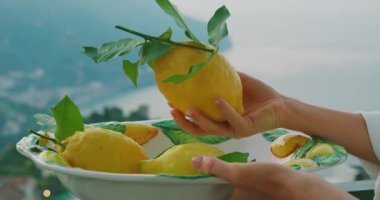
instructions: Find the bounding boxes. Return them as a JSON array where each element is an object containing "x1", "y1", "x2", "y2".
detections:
[{"x1": 0, "y1": 0, "x2": 230, "y2": 146}]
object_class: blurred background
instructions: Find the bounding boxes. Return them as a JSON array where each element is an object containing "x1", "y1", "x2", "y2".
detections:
[{"x1": 1, "y1": 0, "x2": 379, "y2": 199}]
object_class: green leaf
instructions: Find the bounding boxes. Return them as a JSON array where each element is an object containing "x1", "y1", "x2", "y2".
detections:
[
  {"x1": 123, "y1": 60, "x2": 139, "y2": 87},
  {"x1": 83, "y1": 38, "x2": 140, "y2": 63},
  {"x1": 91, "y1": 121, "x2": 126, "y2": 134},
  {"x1": 155, "y1": 0, "x2": 200, "y2": 42},
  {"x1": 162, "y1": 52, "x2": 214, "y2": 84},
  {"x1": 152, "y1": 119, "x2": 230, "y2": 145},
  {"x1": 51, "y1": 95, "x2": 84, "y2": 142},
  {"x1": 159, "y1": 27, "x2": 173, "y2": 39},
  {"x1": 207, "y1": 5, "x2": 230, "y2": 49},
  {"x1": 262, "y1": 129, "x2": 288, "y2": 142},
  {"x1": 139, "y1": 41, "x2": 172, "y2": 65},
  {"x1": 218, "y1": 152, "x2": 249, "y2": 163},
  {"x1": 34, "y1": 113, "x2": 56, "y2": 132}
]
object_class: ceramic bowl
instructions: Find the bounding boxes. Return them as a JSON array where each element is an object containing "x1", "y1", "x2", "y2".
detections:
[{"x1": 17, "y1": 119, "x2": 347, "y2": 200}]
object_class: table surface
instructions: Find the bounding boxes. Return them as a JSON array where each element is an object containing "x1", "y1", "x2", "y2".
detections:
[{"x1": 336, "y1": 180, "x2": 375, "y2": 200}]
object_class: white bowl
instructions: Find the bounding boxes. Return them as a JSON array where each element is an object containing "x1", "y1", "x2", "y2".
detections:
[{"x1": 17, "y1": 119, "x2": 346, "y2": 200}]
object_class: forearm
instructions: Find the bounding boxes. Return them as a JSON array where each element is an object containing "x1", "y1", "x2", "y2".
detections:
[
  {"x1": 282, "y1": 97, "x2": 378, "y2": 163},
  {"x1": 288, "y1": 172, "x2": 357, "y2": 200}
]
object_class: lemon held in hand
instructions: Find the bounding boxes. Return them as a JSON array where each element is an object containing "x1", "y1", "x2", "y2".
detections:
[
  {"x1": 153, "y1": 41, "x2": 244, "y2": 122},
  {"x1": 139, "y1": 143, "x2": 224, "y2": 175},
  {"x1": 60, "y1": 127, "x2": 148, "y2": 174}
]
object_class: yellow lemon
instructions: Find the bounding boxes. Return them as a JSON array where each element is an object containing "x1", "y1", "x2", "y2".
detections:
[
  {"x1": 60, "y1": 127, "x2": 148, "y2": 174},
  {"x1": 153, "y1": 41, "x2": 244, "y2": 122},
  {"x1": 122, "y1": 122, "x2": 158, "y2": 145},
  {"x1": 139, "y1": 143, "x2": 224, "y2": 175}
]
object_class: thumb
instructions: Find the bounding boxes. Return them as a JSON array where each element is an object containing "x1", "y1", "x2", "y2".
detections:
[{"x1": 192, "y1": 156, "x2": 236, "y2": 183}]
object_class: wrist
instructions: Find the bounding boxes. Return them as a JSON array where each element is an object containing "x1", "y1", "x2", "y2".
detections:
[{"x1": 278, "y1": 96, "x2": 307, "y2": 132}]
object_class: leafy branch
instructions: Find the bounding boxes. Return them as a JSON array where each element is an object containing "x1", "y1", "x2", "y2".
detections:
[
  {"x1": 83, "y1": 0, "x2": 231, "y2": 86},
  {"x1": 115, "y1": 26, "x2": 215, "y2": 53},
  {"x1": 28, "y1": 129, "x2": 66, "y2": 149}
]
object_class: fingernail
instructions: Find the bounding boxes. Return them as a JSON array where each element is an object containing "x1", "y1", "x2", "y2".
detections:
[
  {"x1": 214, "y1": 99, "x2": 223, "y2": 106},
  {"x1": 186, "y1": 110, "x2": 193, "y2": 117},
  {"x1": 192, "y1": 156, "x2": 203, "y2": 170}
]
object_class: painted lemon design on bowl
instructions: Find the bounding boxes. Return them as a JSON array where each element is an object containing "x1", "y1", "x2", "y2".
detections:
[
  {"x1": 270, "y1": 134, "x2": 310, "y2": 158},
  {"x1": 123, "y1": 122, "x2": 159, "y2": 145},
  {"x1": 306, "y1": 143, "x2": 335, "y2": 159},
  {"x1": 283, "y1": 158, "x2": 316, "y2": 170},
  {"x1": 153, "y1": 41, "x2": 244, "y2": 122},
  {"x1": 60, "y1": 127, "x2": 148, "y2": 174},
  {"x1": 139, "y1": 143, "x2": 224, "y2": 175}
]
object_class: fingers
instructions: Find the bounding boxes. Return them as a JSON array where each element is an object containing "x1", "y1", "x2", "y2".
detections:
[
  {"x1": 192, "y1": 156, "x2": 237, "y2": 183},
  {"x1": 214, "y1": 99, "x2": 253, "y2": 137},
  {"x1": 170, "y1": 109, "x2": 208, "y2": 135},
  {"x1": 187, "y1": 108, "x2": 233, "y2": 137},
  {"x1": 171, "y1": 100, "x2": 255, "y2": 138}
]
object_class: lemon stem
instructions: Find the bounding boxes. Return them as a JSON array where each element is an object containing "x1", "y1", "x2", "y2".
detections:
[
  {"x1": 115, "y1": 25, "x2": 215, "y2": 53},
  {"x1": 28, "y1": 129, "x2": 66, "y2": 149}
]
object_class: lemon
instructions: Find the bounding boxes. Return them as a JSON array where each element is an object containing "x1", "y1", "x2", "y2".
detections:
[
  {"x1": 122, "y1": 122, "x2": 158, "y2": 145},
  {"x1": 60, "y1": 127, "x2": 148, "y2": 174},
  {"x1": 139, "y1": 143, "x2": 224, "y2": 175},
  {"x1": 153, "y1": 41, "x2": 244, "y2": 122}
]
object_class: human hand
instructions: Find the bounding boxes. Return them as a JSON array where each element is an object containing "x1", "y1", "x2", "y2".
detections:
[
  {"x1": 171, "y1": 72, "x2": 289, "y2": 138},
  {"x1": 191, "y1": 156, "x2": 356, "y2": 200}
]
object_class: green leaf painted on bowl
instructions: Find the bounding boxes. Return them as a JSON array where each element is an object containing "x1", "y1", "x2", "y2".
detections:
[
  {"x1": 218, "y1": 152, "x2": 249, "y2": 163},
  {"x1": 39, "y1": 151, "x2": 70, "y2": 167},
  {"x1": 290, "y1": 136, "x2": 347, "y2": 167},
  {"x1": 34, "y1": 113, "x2": 56, "y2": 133},
  {"x1": 152, "y1": 119, "x2": 230, "y2": 145},
  {"x1": 91, "y1": 121, "x2": 126, "y2": 134},
  {"x1": 290, "y1": 164, "x2": 302, "y2": 170},
  {"x1": 311, "y1": 143, "x2": 347, "y2": 167},
  {"x1": 292, "y1": 139, "x2": 316, "y2": 159},
  {"x1": 262, "y1": 129, "x2": 288, "y2": 142}
]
